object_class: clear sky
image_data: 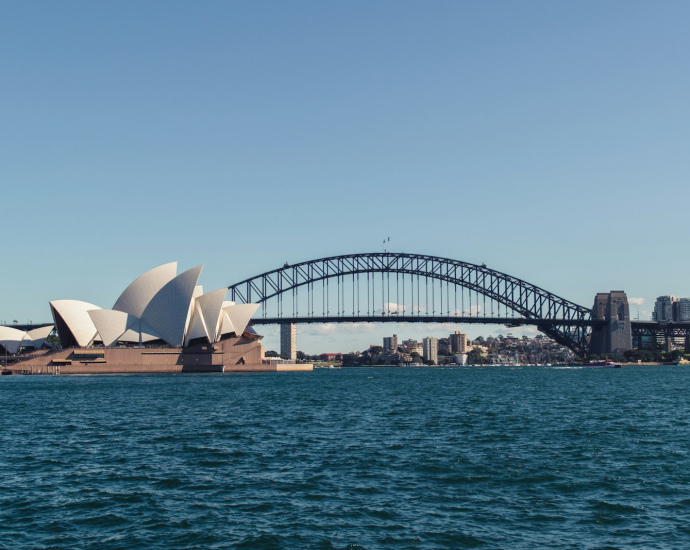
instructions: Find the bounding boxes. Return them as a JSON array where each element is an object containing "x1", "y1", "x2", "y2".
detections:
[{"x1": 2, "y1": 1, "x2": 689, "y2": 353}]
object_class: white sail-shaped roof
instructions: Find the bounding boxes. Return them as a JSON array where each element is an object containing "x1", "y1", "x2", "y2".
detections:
[
  {"x1": 0, "y1": 326, "x2": 27, "y2": 354},
  {"x1": 113, "y1": 262, "x2": 177, "y2": 318},
  {"x1": 196, "y1": 288, "x2": 227, "y2": 343},
  {"x1": 219, "y1": 301, "x2": 237, "y2": 336},
  {"x1": 88, "y1": 310, "x2": 139, "y2": 347},
  {"x1": 220, "y1": 309, "x2": 235, "y2": 336},
  {"x1": 118, "y1": 319, "x2": 161, "y2": 344},
  {"x1": 50, "y1": 300, "x2": 101, "y2": 347},
  {"x1": 183, "y1": 286, "x2": 206, "y2": 345},
  {"x1": 26, "y1": 325, "x2": 54, "y2": 350},
  {"x1": 244, "y1": 325, "x2": 259, "y2": 336},
  {"x1": 185, "y1": 302, "x2": 208, "y2": 344},
  {"x1": 140, "y1": 265, "x2": 203, "y2": 347},
  {"x1": 222, "y1": 303, "x2": 260, "y2": 337}
]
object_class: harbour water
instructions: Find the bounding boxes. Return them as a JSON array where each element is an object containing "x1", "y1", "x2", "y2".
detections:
[{"x1": 1, "y1": 366, "x2": 690, "y2": 549}]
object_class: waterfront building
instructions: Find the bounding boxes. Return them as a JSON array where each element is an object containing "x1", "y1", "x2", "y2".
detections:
[
  {"x1": 0, "y1": 325, "x2": 54, "y2": 355},
  {"x1": 319, "y1": 353, "x2": 342, "y2": 362},
  {"x1": 6, "y1": 262, "x2": 311, "y2": 374},
  {"x1": 383, "y1": 334, "x2": 398, "y2": 352},
  {"x1": 281, "y1": 323, "x2": 297, "y2": 360},
  {"x1": 454, "y1": 353, "x2": 468, "y2": 366},
  {"x1": 423, "y1": 336, "x2": 438, "y2": 364},
  {"x1": 47, "y1": 263, "x2": 260, "y2": 349},
  {"x1": 402, "y1": 338, "x2": 417, "y2": 348},
  {"x1": 449, "y1": 331, "x2": 467, "y2": 353}
]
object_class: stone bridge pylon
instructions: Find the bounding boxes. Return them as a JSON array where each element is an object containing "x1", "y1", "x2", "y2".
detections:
[{"x1": 589, "y1": 291, "x2": 632, "y2": 356}]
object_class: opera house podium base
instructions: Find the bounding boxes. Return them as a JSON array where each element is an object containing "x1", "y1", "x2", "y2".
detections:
[{"x1": 12, "y1": 335, "x2": 313, "y2": 375}]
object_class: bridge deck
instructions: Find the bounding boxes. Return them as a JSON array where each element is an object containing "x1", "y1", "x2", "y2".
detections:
[{"x1": 251, "y1": 316, "x2": 604, "y2": 327}]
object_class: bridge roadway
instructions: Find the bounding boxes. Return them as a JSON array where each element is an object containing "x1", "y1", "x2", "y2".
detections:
[
  {"x1": 250, "y1": 316, "x2": 605, "y2": 327},
  {"x1": 631, "y1": 321, "x2": 690, "y2": 330},
  {"x1": 7, "y1": 321, "x2": 690, "y2": 338}
]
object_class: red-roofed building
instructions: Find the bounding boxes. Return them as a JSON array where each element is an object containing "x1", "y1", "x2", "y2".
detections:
[{"x1": 319, "y1": 353, "x2": 343, "y2": 362}]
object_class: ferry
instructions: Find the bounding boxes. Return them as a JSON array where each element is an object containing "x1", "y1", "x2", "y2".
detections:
[{"x1": 586, "y1": 359, "x2": 622, "y2": 368}]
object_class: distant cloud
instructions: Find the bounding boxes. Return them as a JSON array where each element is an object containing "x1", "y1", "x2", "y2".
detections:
[
  {"x1": 507, "y1": 326, "x2": 539, "y2": 336},
  {"x1": 380, "y1": 302, "x2": 403, "y2": 314},
  {"x1": 301, "y1": 322, "x2": 377, "y2": 336},
  {"x1": 629, "y1": 297, "x2": 645, "y2": 306}
]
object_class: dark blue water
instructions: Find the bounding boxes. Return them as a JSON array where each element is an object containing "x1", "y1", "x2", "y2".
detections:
[{"x1": 2, "y1": 366, "x2": 690, "y2": 549}]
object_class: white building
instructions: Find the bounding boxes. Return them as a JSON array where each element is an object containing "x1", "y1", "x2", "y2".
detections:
[
  {"x1": 454, "y1": 353, "x2": 468, "y2": 366},
  {"x1": 0, "y1": 325, "x2": 54, "y2": 355},
  {"x1": 47, "y1": 262, "x2": 259, "y2": 349}
]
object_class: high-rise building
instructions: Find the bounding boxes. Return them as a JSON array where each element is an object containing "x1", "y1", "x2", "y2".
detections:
[
  {"x1": 653, "y1": 296, "x2": 678, "y2": 322},
  {"x1": 383, "y1": 334, "x2": 398, "y2": 352},
  {"x1": 423, "y1": 336, "x2": 438, "y2": 364},
  {"x1": 449, "y1": 331, "x2": 467, "y2": 353},
  {"x1": 679, "y1": 298, "x2": 690, "y2": 322},
  {"x1": 280, "y1": 323, "x2": 297, "y2": 360}
]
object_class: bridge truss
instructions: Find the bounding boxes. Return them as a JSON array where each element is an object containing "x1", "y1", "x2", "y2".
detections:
[
  {"x1": 631, "y1": 322, "x2": 690, "y2": 351},
  {"x1": 228, "y1": 253, "x2": 595, "y2": 356}
]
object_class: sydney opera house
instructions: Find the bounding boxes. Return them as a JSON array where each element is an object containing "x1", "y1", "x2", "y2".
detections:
[{"x1": 4, "y1": 263, "x2": 310, "y2": 374}]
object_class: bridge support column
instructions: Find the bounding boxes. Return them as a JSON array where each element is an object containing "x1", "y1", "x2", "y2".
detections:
[
  {"x1": 280, "y1": 323, "x2": 297, "y2": 360},
  {"x1": 589, "y1": 291, "x2": 632, "y2": 357}
]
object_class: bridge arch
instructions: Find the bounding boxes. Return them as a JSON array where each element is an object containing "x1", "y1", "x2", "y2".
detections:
[{"x1": 228, "y1": 253, "x2": 593, "y2": 356}]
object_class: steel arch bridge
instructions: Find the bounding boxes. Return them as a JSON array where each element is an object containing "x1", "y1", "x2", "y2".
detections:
[{"x1": 228, "y1": 252, "x2": 598, "y2": 356}]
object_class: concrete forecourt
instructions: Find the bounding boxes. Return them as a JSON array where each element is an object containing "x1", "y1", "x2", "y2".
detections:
[{"x1": 2, "y1": 262, "x2": 311, "y2": 374}]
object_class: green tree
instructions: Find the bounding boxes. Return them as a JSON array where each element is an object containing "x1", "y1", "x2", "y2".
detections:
[
  {"x1": 342, "y1": 353, "x2": 361, "y2": 366},
  {"x1": 467, "y1": 349, "x2": 488, "y2": 365},
  {"x1": 46, "y1": 334, "x2": 61, "y2": 347}
]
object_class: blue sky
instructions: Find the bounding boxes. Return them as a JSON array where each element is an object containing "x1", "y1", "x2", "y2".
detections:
[{"x1": 2, "y1": 1, "x2": 689, "y2": 353}]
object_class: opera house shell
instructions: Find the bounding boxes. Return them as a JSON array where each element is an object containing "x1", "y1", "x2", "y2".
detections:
[
  {"x1": 0, "y1": 325, "x2": 54, "y2": 355},
  {"x1": 8, "y1": 263, "x2": 311, "y2": 374}
]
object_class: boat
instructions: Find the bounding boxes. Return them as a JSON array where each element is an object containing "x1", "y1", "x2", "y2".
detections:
[
  {"x1": 586, "y1": 359, "x2": 622, "y2": 368},
  {"x1": 672, "y1": 358, "x2": 690, "y2": 365}
]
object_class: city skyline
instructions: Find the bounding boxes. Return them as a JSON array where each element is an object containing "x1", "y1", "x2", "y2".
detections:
[{"x1": 2, "y1": 2, "x2": 690, "y2": 353}]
